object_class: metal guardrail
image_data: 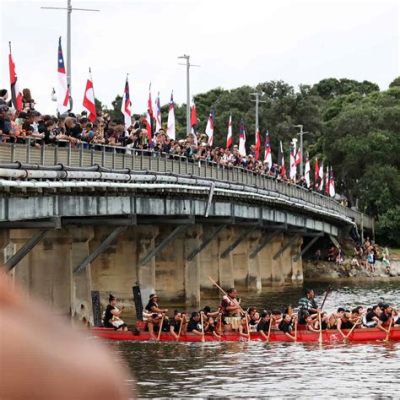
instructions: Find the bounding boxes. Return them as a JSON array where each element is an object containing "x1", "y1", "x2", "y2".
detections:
[{"x1": 0, "y1": 141, "x2": 374, "y2": 229}]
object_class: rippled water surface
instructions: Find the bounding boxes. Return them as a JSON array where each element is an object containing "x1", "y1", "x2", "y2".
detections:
[{"x1": 114, "y1": 281, "x2": 400, "y2": 399}]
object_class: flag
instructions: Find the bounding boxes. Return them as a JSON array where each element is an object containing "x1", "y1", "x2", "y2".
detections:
[
  {"x1": 121, "y1": 75, "x2": 132, "y2": 129},
  {"x1": 295, "y1": 148, "x2": 301, "y2": 166},
  {"x1": 226, "y1": 114, "x2": 233, "y2": 148},
  {"x1": 145, "y1": 83, "x2": 153, "y2": 141},
  {"x1": 155, "y1": 92, "x2": 162, "y2": 132},
  {"x1": 82, "y1": 69, "x2": 96, "y2": 123},
  {"x1": 191, "y1": 100, "x2": 198, "y2": 133},
  {"x1": 263, "y1": 131, "x2": 272, "y2": 168},
  {"x1": 57, "y1": 37, "x2": 70, "y2": 114},
  {"x1": 329, "y1": 167, "x2": 336, "y2": 197},
  {"x1": 278, "y1": 141, "x2": 286, "y2": 178},
  {"x1": 324, "y1": 165, "x2": 330, "y2": 195},
  {"x1": 206, "y1": 110, "x2": 214, "y2": 146},
  {"x1": 8, "y1": 43, "x2": 22, "y2": 112},
  {"x1": 290, "y1": 143, "x2": 296, "y2": 180},
  {"x1": 239, "y1": 118, "x2": 247, "y2": 156},
  {"x1": 255, "y1": 129, "x2": 261, "y2": 161},
  {"x1": 305, "y1": 154, "x2": 310, "y2": 188},
  {"x1": 318, "y1": 161, "x2": 324, "y2": 191},
  {"x1": 314, "y1": 158, "x2": 320, "y2": 189},
  {"x1": 167, "y1": 91, "x2": 175, "y2": 139}
]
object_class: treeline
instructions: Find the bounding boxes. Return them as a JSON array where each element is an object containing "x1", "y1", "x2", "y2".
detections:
[{"x1": 99, "y1": 77, "x2": 400, "y2": 246}]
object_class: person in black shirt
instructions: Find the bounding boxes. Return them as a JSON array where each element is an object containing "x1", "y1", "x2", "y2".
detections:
[
  {"x1": 187, "y1": 312, "x2": 204, "y2": 340},
  {"x1": 169, "y1": 311, "x2": 187, "y2": 340},
  {"x1": 103, "y1": 294, "x2": 128, "y2": 331},
  {"x1": 257, "y1": 311, "x2": 271, "y2": 340},
  {"x1": 279, "y1": 313, "x2": 297, "y2": 341}
]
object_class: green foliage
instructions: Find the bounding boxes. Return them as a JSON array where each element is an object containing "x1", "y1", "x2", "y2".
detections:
[{"x1": 377, "y1": 206, "x2": 400, "y2": 246}]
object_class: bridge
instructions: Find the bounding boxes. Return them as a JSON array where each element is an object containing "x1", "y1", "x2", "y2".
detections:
[{"x1": 0, "y1": 142, "x2": 373, "y2": 324}]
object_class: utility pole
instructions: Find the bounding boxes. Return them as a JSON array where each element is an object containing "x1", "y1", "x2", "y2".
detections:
[
  {"x1": 41, "y1": 0, "x2": 100, "y2": 109},
  {"x1": 294, "y1": 124, "x2": 309, "y2": 177},
  {"x1": 250, "y1": 92, "x2": 266, "y2": 136},
  {"x1": 178, "y1": 55, "x2": 199, "y2": 135}
]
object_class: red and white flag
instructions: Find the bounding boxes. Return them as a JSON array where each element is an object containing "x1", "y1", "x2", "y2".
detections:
[
  {"x1": 239, "y1": 118, "x2": 247, "y2": 156},
  {"x1": 57, "y1": 37, "x2": 70, "y2": 114},
  {"x1": 290, "y1": 143, "x2": 296, "y2": 180},
  {"x1": 145, "y1": 83, "x2": 153, "y2": 141},
  {"x1": 263, "y1": 130, "x2": 272, "y2": 168},
  {"x1": 82, "y1": 69, "x2": 96, "y2": 122},
  {"x1": 314, "y1": 158, "x2": 320, "y2": 189},
  {"x1": 154, "y1": 92, "x2": 162, "y2": 132},
  {"x1": 167, "y1": 91, "x2": 175, "y2": 139},
  {"x1": 279, "y1": 141, "x2": 286, "y2": 178},
  {"x1": 206, "y1": 111, "x2": 214, "y2": 146},
  {"x1": 255, "y1": 129, "x2": 261, "y2": 161},
  {"x1": 121, "y1": 75, "x2": 132, "y2": 130},
  {"x1": 319, "y1": 161, "x2": 324, "y2": 191},
  {"x1": 329, "y1": 167, "x2": 336, "y2": 197},
  {"x1": 226, "y1": 114, "x2": 233, "y2": 148},
  {"x1": 8, "y1": 42, "x2": 22, "y2": 112},
  {"x1": 191, "y1": 100, "x2": 198, "y2": 134},
  {"x1": 305, "y1": 154, "x2": 311, "y2": 188},
  {"x1": 324, "y1": 165, "x2": 330, "y2": 195}
]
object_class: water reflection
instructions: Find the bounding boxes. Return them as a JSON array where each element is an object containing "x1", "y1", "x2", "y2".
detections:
[{"x1": 116, "y1": 281, "x2": 400, "y2": 399}]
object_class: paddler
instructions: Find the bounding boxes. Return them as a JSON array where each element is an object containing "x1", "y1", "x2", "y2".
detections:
[
  {"x1": 278, "y1": 313, "x2": 298, "y2": 341},
  {"x1": 187, "y1": 311, "x2": 204, "y2": 336},
  {"x1": 220, "y1": 288, "x2": 242, "y2": 331},
  {"x1": 298, "y1": 288, "x2": 320, "y2": 325},
  {"x1": 169, "y1": 310, "x2": 187, "y2": 340},
  {"x1": 103, "y1": 294, "x2": 128, "y2": 331},
  {"x1": 337, "y1": 310, "x2": 361, "y2": 339},
  {"x1": 257, "y1": 311, "x2": 272, "y2": 340}
]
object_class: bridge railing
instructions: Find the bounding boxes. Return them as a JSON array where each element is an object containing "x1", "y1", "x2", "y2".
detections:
[{"x1": 0, "y1": 141, "x2": 374, "y2": 229}]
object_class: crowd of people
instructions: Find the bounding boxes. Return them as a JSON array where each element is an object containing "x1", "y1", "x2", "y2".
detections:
[
  {"x1": 0, "y1": 88, "x2": 317, "y2": 188},
  {"x1": 103, "y1": 288, "x2": 399, "y2": 341}
]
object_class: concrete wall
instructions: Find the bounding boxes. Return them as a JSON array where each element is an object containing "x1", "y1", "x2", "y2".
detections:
[{"x1": 7, "y1": 225, "x2": 305, "y2": 324}]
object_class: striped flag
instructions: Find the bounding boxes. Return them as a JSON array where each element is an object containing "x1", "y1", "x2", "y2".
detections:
[
  {"x1": 278, "y1": 141, "x2": 286, "y2": 178},
  {"x1": 155, "y1": 92, "x2": 162, "y2": 132},
  {"x1": 121, "y1": 75, "x2": 132, "y2": 130},
  {"x1": 329, "y1": 167, "x2": 336, "y2": 197},
  {"x1": 191, "y1": 100, "x2": 198, "y2": 134},
  {"x1": 239, "y1": 118, "x2": 247, "y2": 156},
  {"x1": 314, "y1": 158, "x2": 320, "y2": 189},
  {"x1": 206, "y1": 110, "x2": 214, "y2": 146},
  {"x1": 290, "y1": 143, "x2": 296, "y2": 180},
  {"x1": 255, "y1": 129, "x2": 261, "y2": 160},
  {"x1": 318, "y1": 161, "x2": 324, "y2": 191},
  {"x1": 167, "y1": 91, "x2": 175, "y2": 139},
  {"x1": 57, "y1": 37, "x2": 70, "y2": 114},
  {"x1": 82, "y1": 68, "x2": 96, "y2": 122},
  {"x1": 145, "y1": 83, "x2": 153, "y2": 140},
  {"x1": 226, "y1": 114, "x2": 233, "y2": 148},
  {"x1": 305, "y1": 154, "x2": 311, "y2": 188},
  {"x1": 8, "y1": 42, "x2": 22, "y2": 112},
  {"x1": 263, "y1": 130, "x2": 272, "y2": 168}
]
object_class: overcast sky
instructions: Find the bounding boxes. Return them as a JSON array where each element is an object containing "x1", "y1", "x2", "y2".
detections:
[{"x1": 0, "y1": 0, "x2": 399, "y2": 115}]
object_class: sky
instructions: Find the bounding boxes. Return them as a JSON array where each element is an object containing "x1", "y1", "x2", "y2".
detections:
[{"x1": 0, "y1": 0, "x2": 399, "y2": 115}]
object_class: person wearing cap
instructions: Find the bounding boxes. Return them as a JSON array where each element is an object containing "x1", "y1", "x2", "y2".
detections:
[
  {"x1": 144, "y1": 294, "x2": 168, "y2": 338},
  {"x1": 102, "y1": 294, "x2": 128, "y2": 331},
  {"x1": 145, "y1": 294, "x2": 168, "y2": 315}
]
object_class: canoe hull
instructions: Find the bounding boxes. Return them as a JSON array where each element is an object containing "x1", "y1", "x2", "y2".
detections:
[{"x1": 91, "y1": 327, "x2": 400, "y2": 343}]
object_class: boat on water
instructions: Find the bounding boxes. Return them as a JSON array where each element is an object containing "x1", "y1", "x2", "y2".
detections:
[{"x1": 91, "y1": 326, "x2": 400, "y2": 343}]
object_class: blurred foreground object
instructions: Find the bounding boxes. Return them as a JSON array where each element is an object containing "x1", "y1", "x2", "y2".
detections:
[{"x1": 0, "y1": 271, "x2": 132, "y2": 399}]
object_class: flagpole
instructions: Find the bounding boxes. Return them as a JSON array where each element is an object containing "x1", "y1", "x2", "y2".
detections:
[{"x1": 89, "y1": 67, "x2": 96, "y2": 110}]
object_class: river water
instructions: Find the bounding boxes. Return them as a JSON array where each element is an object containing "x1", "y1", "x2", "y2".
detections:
[{"x1": 113, "y1": 281, "x2": 400, "y2": 399}]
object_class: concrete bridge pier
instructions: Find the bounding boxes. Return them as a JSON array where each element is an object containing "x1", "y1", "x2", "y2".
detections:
[
  {"x1": 218, "y1": 227, "x2": 235, "y2": 289},
  {"x1": 69, "y1": 226, "x2": 94, "y2": 325},
  {"x1": 291, "y1": 235, "x2": 304, "y2": 282},
  {"x1": 247, "y1": 230, "x2": 262, "y2": 292},
  {"x1": 270, "y1": 232, "x2": 285, "y2": 285}
]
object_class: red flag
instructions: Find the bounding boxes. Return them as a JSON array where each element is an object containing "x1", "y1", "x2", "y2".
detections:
[
  {"x1": 191, "y1": 101, "x2": 198, "y2": 132},
  {"x1": 255, "y1": 129, "x2": 261, "y2": 160},
  {"x1": 314, "y1": 158, "x2": 319, "y2": 189},
  {"x1": 279, "y1": 141, "x2": 286, "y2": 178},
  {"x1": 295, "y1": 148, "x2": 301, "y2": 166},
  {"x1": 226, "y1": 114, "x2": 233, "y2": 148},
  {"x1": 82, "y1": 71, "x2": 96, "y2": 122},
  {"x1": 146, "y1": 83, "x2": 153, "y2": 140},
  {"x1": 8, "y1": 43, "x2": 22, "y2": 112}
]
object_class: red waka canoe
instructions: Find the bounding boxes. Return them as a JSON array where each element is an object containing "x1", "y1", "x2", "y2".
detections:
[{"x1": 91, "y1": 327, "x2": 400, "y2": 343}]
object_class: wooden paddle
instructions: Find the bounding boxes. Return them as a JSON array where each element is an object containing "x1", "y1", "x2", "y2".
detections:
[
  {"x1": 344, "y1": 318, "x2": 361, "y2": 342},
  {"x1": 266, "y1": 315, "x2": 273, "y2": 343},
  {"x1": 157, "y1": 314, "x2": 165, "y2": 341},
  {"x1": 294, "y1": 318, "x2": 298, "y2": 342},
  {"x1": 320, "y1": 286, "x2": 332, "y2": 310},
  {"x1": 384, "y1": 318, "x2": 393, "y2": 342},
  {"x1": 245, "y1": 311, "x2": 251, "y2": 341},
  {"x1": 176, "y1": 314, "x2": 185, "y2": 342},
  {"x1": 200, "y1": 311, "x2": 205, "y2": 342},
  {"x1": 318, "y1": 311, "x2": 323, "y2": 344},
  {"x1": 208, "y1": 276, "x2": 245, "y2": 315}
]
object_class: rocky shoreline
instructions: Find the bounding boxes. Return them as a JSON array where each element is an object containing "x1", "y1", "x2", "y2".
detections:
[{"x1": 304, "y1": 258, "x2": 400, "y2": 280}]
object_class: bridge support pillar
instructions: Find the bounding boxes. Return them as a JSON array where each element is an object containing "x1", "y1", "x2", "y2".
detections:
[
  {"x1": 218, "y1": 227, "x2": 234, "y2": 289},
  {"x1": 69, "y1": 227, "x2": 94, "y2": 326},
  {"x1": 290, "y1": 235, "x2": 304, "y2": 282},
  {"x1": 137, "y1": 226, "x2": 158, "y2": 305},
  {"x1": 271, "y1": 232, "x2": 285, "y2": 285},
  {"x1": 184, "y1": 226, "x2": 202, "y2": 307},
  {"x1": 247, "y1": 230, "x2": 262, "y2": 292}
]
